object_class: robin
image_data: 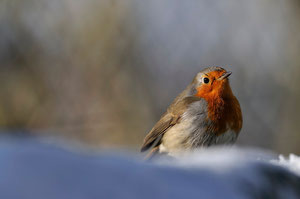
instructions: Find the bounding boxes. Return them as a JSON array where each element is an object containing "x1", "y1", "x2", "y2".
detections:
[{"x1": 141, "y1": 66, "x2": 242, "y2": 158}]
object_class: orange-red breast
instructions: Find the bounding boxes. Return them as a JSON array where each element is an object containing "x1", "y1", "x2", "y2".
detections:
[{"x1": 141, "y1": 66, "x2": 242, "y2": 158}]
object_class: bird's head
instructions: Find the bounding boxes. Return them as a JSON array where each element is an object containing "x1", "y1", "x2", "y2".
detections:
[{"x1": 193, "y1": 67, "x2": 234, "y2": 100}]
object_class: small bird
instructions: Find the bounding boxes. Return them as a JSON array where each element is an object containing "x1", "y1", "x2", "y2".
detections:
[{"x1": 141, "y1": 66, "x2": 242, "y2": 158}]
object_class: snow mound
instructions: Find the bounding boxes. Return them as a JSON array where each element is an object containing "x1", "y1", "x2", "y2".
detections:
[
  {"x1": 276, "y1": 154, "x2": 300, "y2": 176},
  {"x1": 0, "y1": 136, "x2": 299, "y2": 199}
]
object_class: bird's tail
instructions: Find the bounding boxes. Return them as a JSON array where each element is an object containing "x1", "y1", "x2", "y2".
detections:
[{"x1": 144, "y1": 146, "x2": 160, "y2": 160}]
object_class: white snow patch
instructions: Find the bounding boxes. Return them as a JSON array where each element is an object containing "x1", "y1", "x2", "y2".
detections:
[
  {"x1": 156, "y1": 146, "x2": 274, "y2": 170},
  {"x1": 274, "y1": 154, "x2": 300, "y2": 176}
]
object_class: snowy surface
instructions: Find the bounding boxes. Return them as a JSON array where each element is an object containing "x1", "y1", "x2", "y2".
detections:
[
  {"x1": 0, "y1": 136, "x2": 299, "y2": 199},
  {"x1": 276, "y1": 154, "x2": 300, "y2": 176}
]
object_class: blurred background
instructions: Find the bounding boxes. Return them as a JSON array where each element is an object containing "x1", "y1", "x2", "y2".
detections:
[{"x1": 0, "y1": 0, "x2": 299, "y2": 154}]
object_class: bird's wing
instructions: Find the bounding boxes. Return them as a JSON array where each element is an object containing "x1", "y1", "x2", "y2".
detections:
[
  {"x1": 140, "y1": 96, "x2": 203, "y2": 152},
  {"x1": 140, "y1": 113, "x2": 178, "y2": 152}
]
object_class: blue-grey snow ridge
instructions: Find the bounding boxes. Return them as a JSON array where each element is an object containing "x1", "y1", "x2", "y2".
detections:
[{"x1": 0, "y1": 136, "x2": 299, "y2": 199}]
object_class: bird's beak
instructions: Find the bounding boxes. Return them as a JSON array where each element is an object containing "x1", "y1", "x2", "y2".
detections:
[{"x1": 218, "y1": 71, "x2": 232, "y2": 80}]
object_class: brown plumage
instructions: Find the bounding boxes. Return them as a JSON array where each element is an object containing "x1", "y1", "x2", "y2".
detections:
[{"x1": 141, "y1": 66, "x2": 243, "y2": 158}]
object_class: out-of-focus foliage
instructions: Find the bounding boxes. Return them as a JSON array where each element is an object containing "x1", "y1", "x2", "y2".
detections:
[{"x1": 0, "y1": 0, "x2": 300, "y2": 153}]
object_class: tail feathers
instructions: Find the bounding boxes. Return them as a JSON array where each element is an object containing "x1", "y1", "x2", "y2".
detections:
[{"x1": 144, "y1": 146, "x2": 160, "y2": 160}]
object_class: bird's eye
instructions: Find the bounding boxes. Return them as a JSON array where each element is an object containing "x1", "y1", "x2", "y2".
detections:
[{"x1": 203, "y1": 77, "x2": 210, "y2": 84}]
